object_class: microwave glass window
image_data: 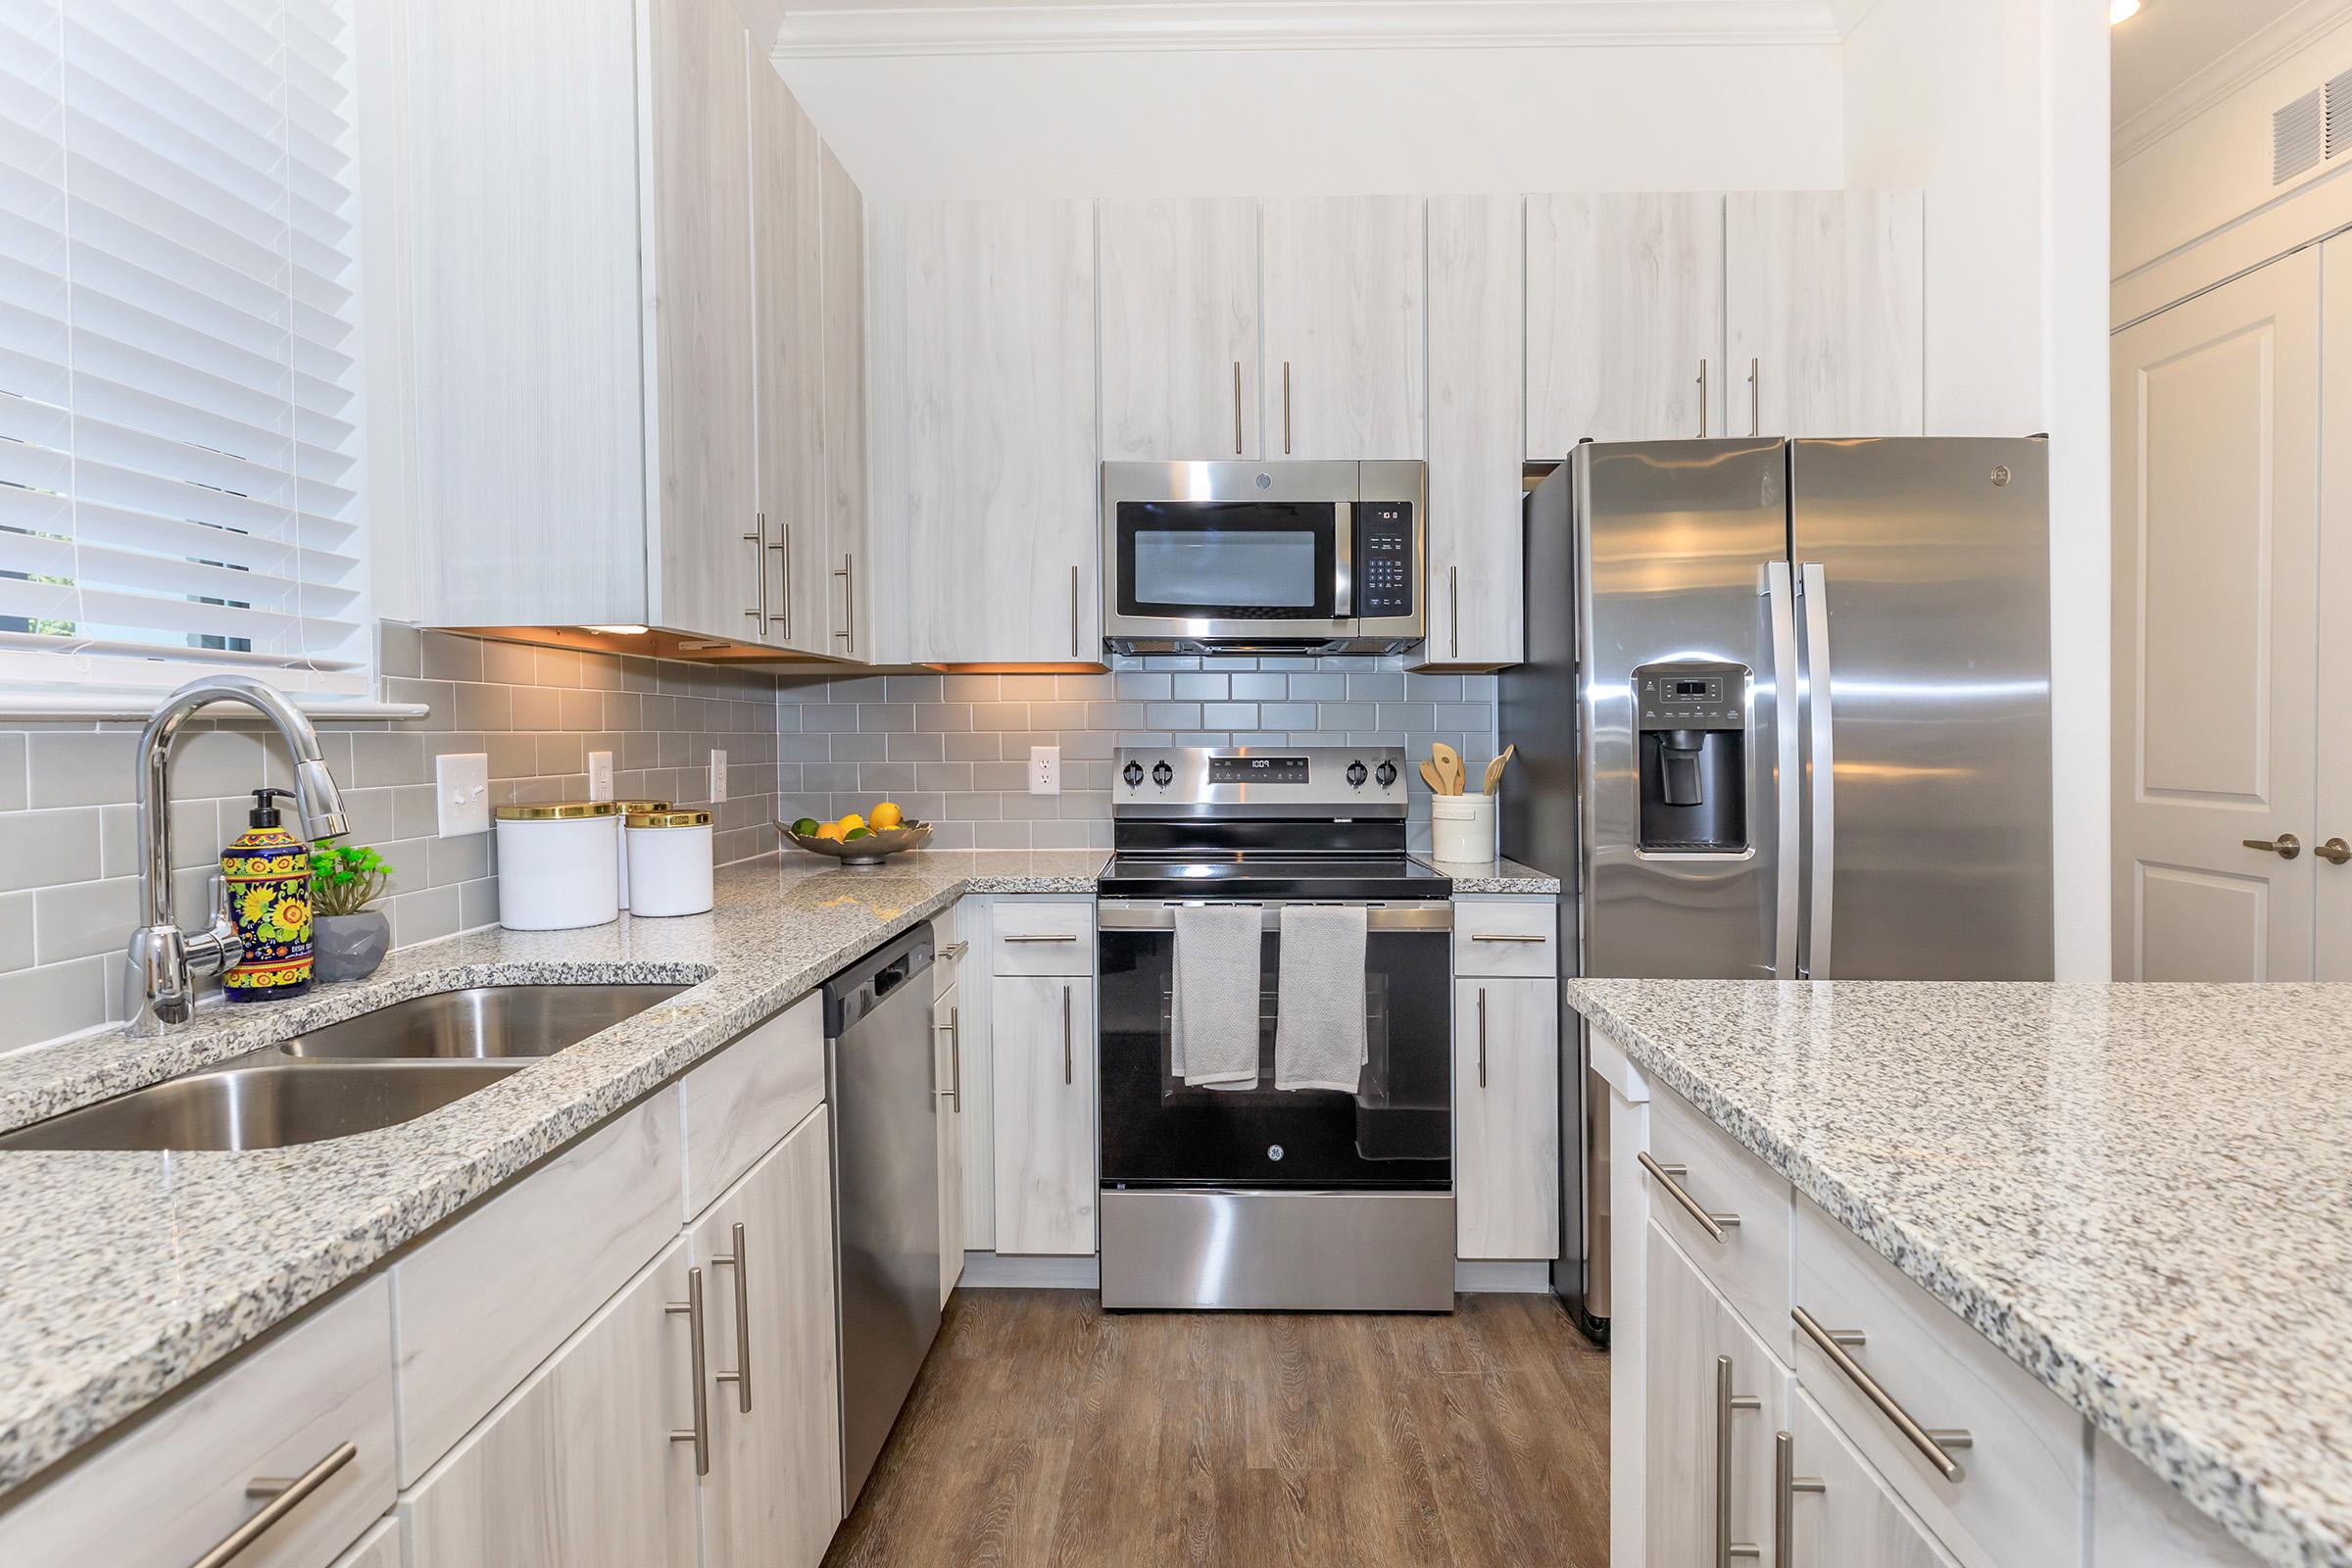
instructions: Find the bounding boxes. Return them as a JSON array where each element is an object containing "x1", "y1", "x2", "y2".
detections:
[{"x1": 1132, "y1": 530, "x2": 1319, "y2": 609}]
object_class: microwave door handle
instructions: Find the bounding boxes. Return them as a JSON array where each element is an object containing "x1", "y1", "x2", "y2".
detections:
[{"x1": 1332, "y1": 502, "x2": 1354, "y2": 619}]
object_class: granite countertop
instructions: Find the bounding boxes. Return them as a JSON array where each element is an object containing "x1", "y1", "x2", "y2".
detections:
[
  {"x1": 1567, "y1": 978, "x2": 2352, "y2": 1568},
  {"x1": 0, "y1": 848, "x2": 1103, "y2": 1496},
  {"x1": 1418, "y1": 854, "x2": 1561, "y2": 894}
]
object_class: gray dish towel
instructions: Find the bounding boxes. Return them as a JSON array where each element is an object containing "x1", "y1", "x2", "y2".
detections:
[
  {"x1": 1171, "y1": 904, "x2": 1263, "y2": 1088},
  {"x1": 1275, "y1": 905, "x2": 1369, "y2": 1092}
]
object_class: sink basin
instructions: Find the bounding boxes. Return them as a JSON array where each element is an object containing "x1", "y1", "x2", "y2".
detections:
[
  {"x1": 274, "y1": 984, "x2": 690, "y2": 1061},
  {"x1": 0, "y1": 1060, "x2": 522, "y2": 1152}
]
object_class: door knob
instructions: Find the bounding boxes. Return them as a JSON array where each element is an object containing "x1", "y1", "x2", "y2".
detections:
[
  {"x1": 2319, "y1": 837, "x2": 2351, "y2": 866},
  {"x1": 2243, "y1": 834, "x2": 2302, "y2": 859}
]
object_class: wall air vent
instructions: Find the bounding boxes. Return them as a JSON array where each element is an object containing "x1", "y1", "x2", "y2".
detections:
[
  {"x1": 2329, "y1": 69, "x2": 2352, "y2": 160},
  {"x1": 2276, "y1": 87, "x2": 2324, "y2": 184}
]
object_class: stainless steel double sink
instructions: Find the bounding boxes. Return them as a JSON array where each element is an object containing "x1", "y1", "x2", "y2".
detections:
[{"x1": 0, "y1": 985, "x2": 690, "y2": 1153}]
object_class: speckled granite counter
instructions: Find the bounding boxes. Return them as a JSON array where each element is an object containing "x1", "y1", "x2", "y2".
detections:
[
  {"x1": 0, "y1": 849, "x2": 1103, "y2": 1495},
  {"x1": 1568, "y1": 978, "x2": 2352, "y2": 1568},
  {"x1": 1417, "y1": 854, "x2": 1560, "y2": 893}
]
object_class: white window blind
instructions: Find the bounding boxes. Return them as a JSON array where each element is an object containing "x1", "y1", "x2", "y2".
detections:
[{"x1": 0, "y1": 0, "x2": 367, "y2": 694}]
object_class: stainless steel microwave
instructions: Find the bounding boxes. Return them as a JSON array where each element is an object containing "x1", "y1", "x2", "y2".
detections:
[{"x1": 1100, "y1": 460, "x2": 1426, "y2": 656}]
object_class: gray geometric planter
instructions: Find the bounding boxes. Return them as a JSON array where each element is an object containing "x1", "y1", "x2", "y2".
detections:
[{"x1": 313, "y1": 910, "x2": 391, "y2": 984}]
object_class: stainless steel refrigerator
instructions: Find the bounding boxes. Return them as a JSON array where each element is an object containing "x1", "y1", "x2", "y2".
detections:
[{"x1": 1498, "y1": 436, "x2": 2054, "y2": 1337}]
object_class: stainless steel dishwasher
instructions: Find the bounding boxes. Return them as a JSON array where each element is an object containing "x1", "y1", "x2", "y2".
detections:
[{"x1": 822, "y1": 924, "x2": 941, "y2": 1509}]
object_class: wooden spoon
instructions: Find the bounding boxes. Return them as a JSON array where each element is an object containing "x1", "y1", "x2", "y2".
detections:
[
  {"x1": 1431, "y1": 741, "x2": 1464, "y2": 795},
  {"x1": 1419, "y1": 760, "x2": 1446, "y2": 794},
  {"x1": 1483, "y1": 744, "x2": 1516, "y2": 796}
]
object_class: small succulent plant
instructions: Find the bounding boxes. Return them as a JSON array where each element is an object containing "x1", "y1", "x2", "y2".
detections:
[{"x1": 311, "y1": 843, "x2": 393, "y2": 917}]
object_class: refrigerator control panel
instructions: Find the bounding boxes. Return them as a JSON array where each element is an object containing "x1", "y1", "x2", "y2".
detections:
[{"x1": 1635, "y1": 663, "x2": 1745, "y2": 731}]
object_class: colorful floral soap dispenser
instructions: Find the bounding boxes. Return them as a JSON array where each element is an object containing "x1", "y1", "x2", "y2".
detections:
[{"x1": 222, "y1": 787, "x2": 314, "y2": 1002}]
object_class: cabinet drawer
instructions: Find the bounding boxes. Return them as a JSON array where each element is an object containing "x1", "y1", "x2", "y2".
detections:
[
  {"x1": 1792, "y1": 1198, "x2": 2083, "y2": 1568},
  {"x1": 678, "y1": 991, "x2": 824, "y2": 1218},
  {"x1": 0, "y1": 1276, "x2": 395, "y2": 1568},
  {"x1": 393, "y1": 1095, "x2": 682, "y2": 1485},
  {"x1": 992, "y1": 901, "x2": 1095, "y2": 975},
  {"x1": 932, "y1": 901, "x2": 968, "y2": 1000},
  {"x1": 1451, "y1": 899, "x2": 1558, "y2": 977},
  {"x1": 1646, "y1": 1084, "x2": 1791, "y2": 1355}
]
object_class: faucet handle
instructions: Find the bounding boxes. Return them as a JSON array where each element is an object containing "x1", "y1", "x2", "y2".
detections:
[{"x1": 196, "y1": 872, "x2": 245, "y2": 975}]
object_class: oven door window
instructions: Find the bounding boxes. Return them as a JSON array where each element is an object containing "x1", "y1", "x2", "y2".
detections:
[
  {"x1": 1115, "y1": 501, "x2": 1337, "y2": 620},
  {"x1": 1097, "y1": 927, "x2": 1451, "y2": 1190}
]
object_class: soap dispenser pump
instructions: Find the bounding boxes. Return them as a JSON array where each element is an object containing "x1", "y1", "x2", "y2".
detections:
[{"x1": 221, "y1": 786, "x2": 314, "y2": 1002}]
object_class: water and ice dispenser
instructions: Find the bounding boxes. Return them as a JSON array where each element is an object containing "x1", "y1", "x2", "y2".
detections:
[{"x1": 1635, "y1": 662, "x2": 1748, "y2": 853}]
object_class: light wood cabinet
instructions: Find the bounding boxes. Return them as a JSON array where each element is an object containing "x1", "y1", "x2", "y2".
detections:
[
  {"x1": 935, "y1": 982, "x2": 967, "y2": 1303},
  {"x1": 1419, "y1": 193, "x2": 1525, "y2": 669},
  {"x1": 750, "y1": 61, "x2": 826, "y2": 653},
  {"x1": 1644, "y1": 1220, "x2": 1786, "y2": 1567},
  {"x1": 1453, "y1": 975, "x2": 1559, "y2": 1259},
  {"x1": 992, "y1": 972, "x2": 1097, "y2": 1254},
  {"x1": 895, "y1": 200, "x2": 1100, "y2": 663},
  {"x1": 686, "y1": 1107, "x2": 843, "y2": 1568},
  {"x1": 402, "y1": 1241, "x2": 697, "y2": 1568},
  {"x1": 1099, "y1": 198, "x2": 1262, "y2": 461},
  {"x1": 329, "y1": 1518, "x2": 404, "y2": 1568},
  {"x1": 1726, "y1": 191, "x2": 1926, "y2": 438},
  {"x1": 1260, "y1": 196, "x2": 1427, "y2": 460},
  {"x1": 1786, "y1": 1390, "x2": 1958, "y2": 1568},
  {"x1": 1526, "y1": 192, "x2": 1726, "y2": 453},
  {"x1": 820, "y1": 142, "x2": 871, "y2": 662}
]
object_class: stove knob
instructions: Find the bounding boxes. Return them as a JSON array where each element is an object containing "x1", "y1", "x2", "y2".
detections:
[
  {"x1": 1122, "y1": 760, "x2": 1145, "y2": 789},
  {"x1": 1374, "y1": 760, "x2": 1398, "y2": 789},
  {"x1": 1152, "y1": 760, "x2": 1174, "y2": 789},
  {"x1": 1346, "y1": 760, "x2": 1369, "y2": 789}
]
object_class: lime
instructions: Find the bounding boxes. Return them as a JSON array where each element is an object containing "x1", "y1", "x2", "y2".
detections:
[
  {"x1": 844, "y1": 826, "x2": 872, "y2": 841},
  {"x1": 790, "y1": 817, "x2": 819, "y2": 837}
]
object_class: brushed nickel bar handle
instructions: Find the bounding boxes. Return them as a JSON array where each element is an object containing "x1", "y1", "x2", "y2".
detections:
[
  {"x1": 193, "y1": 1442, "x2": 357, "y2": 1568},
  {"x1": 768, "y1": 517, "x2": 790, "y2": 634},
  {"x1": 1639, "y1": 1151, "x2": 1740, "y2": 1242},
  {"x1": 709, "y1": 1221, "x2": 752, "y2": 1413},
  {"x1": 1717, "y1": 1355, "x2": 1763, "y2": 1566},
  {"x1": 2243, "y1": 834, "x2": 2302, "y2": 859},
  {"x1": 936, "y1": 1005, "x2": 961, "y2": 1110},
  {"x1": 1775, "y1": 1430, "x2": 1826, "y2": 1564},
  {"x1": 833, "y1": 554, "x2": 856, "y2": 655},
  {"x1": 1448, "y1": 565, "x2": 1460, "y2": 659},
  {"x1": 1469, "y1": 932, "x2": 1546, "y2": 942},
  {"x1": 1698, "y1": 359, "x2": 1709, "y2": 437},
  {"x1": 1071, "y1": 564, "x2": 1082, "y2": 659},
  {"x1": 1792, "y1": 1305, "x2": 1972, "y2": 1482},
  {"x1": 1061, "y1": 984, "x2": 1073, "y2": 1086},
  {"x1": 1476, "y1": 986, "x2": 1488, "y2": 1089},
  {"x1": 944, "y1": 940, "x2": 970, "y2": 960},
  {"x1": 1233, "y1": 360, "x2": 1244, "y2": 454},
  {"x1": 1282, "y1": 360, "x2": 1293, "y2": 454},
  {"x1": 1004, "y1": 932, "x2": 1080, "y2": 942},
  {"x1": 744, "y1": 517, "x2": 765, "y2": 625},
  {"x1": 668, "y1": 1267, "x2": 711, "y2": 1476},
  {"x1": 1749, "y1": 358, "x2": 1761, "y2": 437}
]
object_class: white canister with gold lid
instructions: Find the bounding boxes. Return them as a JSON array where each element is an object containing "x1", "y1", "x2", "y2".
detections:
[
  {"x1": 625, "y1": 809, "x2": 714, "y2": 917},
  {"x1": 494, "y1": 802, "x2": 621, "y2": 930},
  {"x1": 610, "y1": 799, "x2": 671, "y2": 908}
]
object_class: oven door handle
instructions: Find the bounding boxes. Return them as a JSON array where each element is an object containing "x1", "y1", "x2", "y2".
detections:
[{"x1": 1096, "y1": 901, "x2": 1452, "y2": 932}]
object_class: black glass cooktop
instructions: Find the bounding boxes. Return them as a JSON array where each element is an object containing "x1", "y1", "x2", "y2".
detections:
[{"x1": 1100, "y1": 855, "x2": 1452, "y2": 902}]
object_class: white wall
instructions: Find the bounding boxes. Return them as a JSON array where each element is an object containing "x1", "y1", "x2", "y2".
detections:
[
  {"x1": 776, "y1": 44, "x2": 1846, "y2": 199},
  {"x1": 1841, "y1": 0, "x2": 2113, "y2": 980}
]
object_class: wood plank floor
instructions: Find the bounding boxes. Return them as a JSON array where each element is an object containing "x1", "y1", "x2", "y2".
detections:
[{"x1": 822, "y1": 1290, "x2": 1609, "y2": 1568}]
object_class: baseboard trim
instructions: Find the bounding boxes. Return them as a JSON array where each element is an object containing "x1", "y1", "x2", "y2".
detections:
[
  {"x1": 1454, "y1": 1259, "x2": 1554, "y2": 1293},
  {"x1": 954, "y1": 1252, "x2": 1553, "y2": 1296}
]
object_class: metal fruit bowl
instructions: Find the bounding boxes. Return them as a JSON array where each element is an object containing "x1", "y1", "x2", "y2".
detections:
[{"x1": 776, "y1": 819, "x2": 933, "y2": 866}]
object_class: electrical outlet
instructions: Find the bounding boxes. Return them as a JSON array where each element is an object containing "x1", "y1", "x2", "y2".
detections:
[
  {"x1": 587, "y1": 750, "x2": 614, "y2": 801},
  {"x1": 1030, "y1": 745, "x2": 1059, "y2": 795},
  {"x1": 709, "y1": 749, "x2": 728, "y2": 804},
  {"x1": 435, "y1": 752, "x2": 490, "y2": 836}
]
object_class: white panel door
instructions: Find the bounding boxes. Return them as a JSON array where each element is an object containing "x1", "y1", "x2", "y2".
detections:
[
  {"x1": 2315, "y1": 237, "x2": 2352, "y2": 979},
  {"x1": 1786, "y1": 1390, "x2": 1960, "y2": 1568},
  {"x1": 1644, "y1": 1221, "x2": 1785, "y2": 1568},
  {"x1": 1420, "y1": 193, "x2": 1526, "y2": 669},
  {"x1": 1099, "y1": 198, "x2": 1260, "y2": 461},
  {"x1": 1260, "y1": 195, "x2": 1427, "y2": 459},
  {"x1": 2111, "y1": 249, "x2": 2320, "y2": 980},
  {"x1": 1526, "y1": 192, "x2": 1725, "y2": 453},
  {"x1": 1453, "y1": 976, "x2": 1558, "y2": 1259},
  {"x1": 900, "y1": 200, "x2": 1099, "y2": 663},
  {"x1": 1726, "y1": 191, "x2": 1925, "y2": 438},
  {"x1": 992, "y1": 973, "x2": 1097, "y2": 1254}
]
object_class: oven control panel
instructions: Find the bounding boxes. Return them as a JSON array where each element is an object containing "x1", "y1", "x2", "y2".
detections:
[
  {"x1": 1112, "y1": 746, "x2": 1408, "y2": 810},
  {"x1": 1208, "y1": 756, "x2": 1309, "y2": 785}
]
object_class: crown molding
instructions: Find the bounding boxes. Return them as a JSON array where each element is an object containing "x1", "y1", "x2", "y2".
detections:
[
  {"x1": 2113, "y1": 0, "x2": 2352, "y2": 165},
  {"x1": 771, "y1": 1, "x2": 1844, "y2": 59}
]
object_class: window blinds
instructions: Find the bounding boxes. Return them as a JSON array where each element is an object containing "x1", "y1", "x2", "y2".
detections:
[{"x1": 0, "y1": 0, "x2": 366, "y2": 691}]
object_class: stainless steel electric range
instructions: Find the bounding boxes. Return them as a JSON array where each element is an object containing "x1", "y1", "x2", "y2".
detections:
[{"x1": 1096, "y1": 746, "x2": 1455, "y2": 1311}]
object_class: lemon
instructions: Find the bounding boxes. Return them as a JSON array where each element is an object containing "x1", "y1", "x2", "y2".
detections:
[
  {"x1": 814, "y1": 822, "x2": 846, "y2": 842},
  {"x1": 790, "y1": 816, "x2": 819, "y2": 837},
  {"x1": 844, "y1": 826, "x2": 872, "y2": 841},
  {"x1": 869, "y1": 801, "x2": 905, "y2": 830},
  {"x1": 837, "y1": 812, "x2": 866, "y2": 835}
]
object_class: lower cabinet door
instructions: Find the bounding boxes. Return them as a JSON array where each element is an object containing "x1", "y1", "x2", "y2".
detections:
[
  {"x1": 1645, "y1": 1219, "x2": 1787, "y2": 1566},
  {"x1": 403, "y1": 1240, "x2": 698, "y2": 1568},
  {"x1": 992, "y1": 973, "x2": 1098, "y2": 1254},
  {"x1": 689, "y1": 1105, "x2": 845, "y2": 1568},
  {"x1": 936, "y1": 984, "x2": 967, "y2": 1303},
  {"x1": 1787, "y1": 1390, "x2": 1960, "y2": 1568},
  {"x1": 1453, "y1": 976, "x2": 1560, "y2": 1258}
]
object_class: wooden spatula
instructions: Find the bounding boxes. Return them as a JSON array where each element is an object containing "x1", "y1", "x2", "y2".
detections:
[
  {"x1": 1431, "y1": 742, "x2": 1464, "y2": 795},
  {"x1": 1419, "y1": 760, "x2": 1446, "y2": 794},
  {"x1": 1482, "y1": 744, "x2": 1515, "y2": 796}
]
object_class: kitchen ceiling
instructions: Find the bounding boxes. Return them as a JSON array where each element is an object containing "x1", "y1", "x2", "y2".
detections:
[{"x1": 2111, "y1": 0, "x2": 2336, "y2": 128}]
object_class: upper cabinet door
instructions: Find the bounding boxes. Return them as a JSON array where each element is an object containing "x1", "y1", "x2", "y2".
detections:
[
  {"x1": 1099, "y1": 198, "x2": 1261, "y2": 461},
  {"x1": 749, "y1": 61, "x2": 826, "y2": 654},
  {"x1": 1726, "y1": 190, "x2": 1925, "y2": 438},
  {"x1": 1420, "y1": 193, "x2": 1525, "y2": 669},
  {"x1": 819, "y1": 143, "x2": 871, "y2": 663},
  {"x1": 647, "y1": 0, "x2": 760, "y2": 642},
  {"x1": 900, "y1": 200, "x2": 1100, "y2": 664},
  {"x1": 1261, "y1": 196, "x2": 1427, "y2": 460},
  {"x1": 1526, "y1": 192, "x2": 1725, "y2": 455}
]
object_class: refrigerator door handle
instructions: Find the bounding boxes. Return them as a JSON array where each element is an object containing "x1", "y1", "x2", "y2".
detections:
[
  {"x1": 1763, "y1": 562, "x2": 1800, "y2": 979},
  {"x1": 1798, "y1": 561, "x2": 1836, "y2": 977}
]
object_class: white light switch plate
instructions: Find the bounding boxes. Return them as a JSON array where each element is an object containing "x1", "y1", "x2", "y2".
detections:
[
  {"x1": 710, "y1": 749, "x2": 728, "y2": 804},
  {"x1": 587, "y1": 750, "x2": 614, "y2": 801},
  {"x1": 1030, "y1": 745, "x2": 1059, "y2": 795},
  {"x1": 435, "y1": 752, "x2": 491, "y2": 836}
]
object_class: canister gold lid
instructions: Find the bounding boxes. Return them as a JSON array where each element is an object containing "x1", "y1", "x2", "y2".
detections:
[
  {"x1": 493, "y1": 801, "x2": 620, "y2": 820},
  {"x1": 626, "y1": 809, "x2": 713, "y2": 829},
  {"x1": 613, "y1": 799, "x2": 672, "y2": 813}
]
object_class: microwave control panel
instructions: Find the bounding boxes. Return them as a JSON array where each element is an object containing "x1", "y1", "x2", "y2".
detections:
[{"x1": 1356, "y1": 503, "x2": 1415, "y2": 617}]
